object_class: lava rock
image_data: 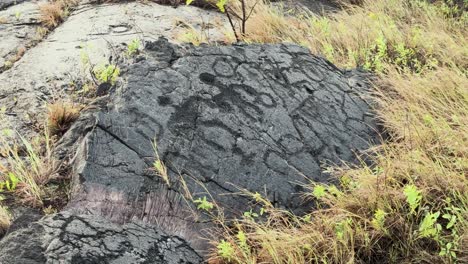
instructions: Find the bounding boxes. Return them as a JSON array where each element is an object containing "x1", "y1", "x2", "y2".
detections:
[
  {"x1": 0, "y1": 39, "x2": 379, "y2": 260},
  {"x1": 65, "y1": 39, "x2": 379, "y2": 251},
  {"x1": 0, "y1": 212, "x2": 202, "y2": 264}
]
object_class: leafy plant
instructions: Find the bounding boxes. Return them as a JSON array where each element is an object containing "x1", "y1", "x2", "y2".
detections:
[
  {"x1": 217, "y1": 240, "x2": 235, "y2": 261},
  {"x1": 126, "y1": 39, "x2": 140, "y2": 57},
  {"x1": 0, "y1": 172, "x2": 19, "y2": 192},
  {"x1": 193, "y1": 196, "x2": 214, "y2": 211},
  {"x1": 335, "y1": 218, "x2": 352, "y2": 241},
  {"x1": 418, "y1": 211, "x2": 441, "y2": 238},
  {"x1": 93, "y1": 64, "x2": 120, "y2": 85},
  {"x1": 236, "y1": 230, "x2": 250, "y2": 255},
  {"x1": 371, "y1": 209, "x2": 387, "y2": 231},
  {"x1": 243, "y1": 209, "x2": 258, "y2": 220},
  {"x1": 403, "y1": 184, "x2": 422, "y2": 214},
  {"x1": 312, "y1": 185, "x2": 326, "y2": 200}
]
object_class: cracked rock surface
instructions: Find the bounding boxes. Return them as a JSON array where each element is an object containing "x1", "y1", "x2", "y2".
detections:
[
  {"x1": 0, "y1": 0, "x2": 44, "y2": 72},
  {"x1": 0, "y1": 0, "x2": 380, "y2": 262},
  {"x1": 0, "y1": 212, "x2": 202, "y2": 264},
  {"x1": 0, "y1": 37, "x2": 379, "y2": 261},
  {"x1": 59, "y1": 39, "x2": 379, "y2": 252},
  {"x1": 0, "y1": 1, "x2": 227, "y2": 136}
]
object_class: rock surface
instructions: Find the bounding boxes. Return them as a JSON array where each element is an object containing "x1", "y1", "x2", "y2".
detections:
[
  {"x1": 0, "y1": 212, "x2": 202, "y2": 264},
  {"x1": 57, "y1": 39, "x2": 378, "y2": 252},
  {"x1": 280, "y1": 0, "x2": 338, "y2": 14},
  {"x1": 0, "y1": 0, "x2": 29, "y2": 10},
  {"x1": 0, "y1": 0, "x2": 44, "y2": 72},
  {"x1": 0, "y1": 1, "x2": 227, "y2": 135},
  {"x1": 0, "y1": 1, "x2": 379, "y2": 262}
]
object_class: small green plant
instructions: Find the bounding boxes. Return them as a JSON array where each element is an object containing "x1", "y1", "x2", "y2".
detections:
[
  {"x1": 418, "y1": 211, "x2": 441, "y2": 238},
  {"x1": 126, "y1": 39, "x2": 140, "y2": 57},
  {"x1": 3, "y1": 60, "x2": 13, "y2": 69},
  {"x1": 243, "y1": 209, "x2": 259, "y2": 220},
  {"x1": 193, "y1": 196, "x2": 214, "y2": 211},
  {"x1": 15, "y1": 11, "x2": 21, "y2": 20},
  {"x1": 237, "y1": 230, "x2": 250, "y2": 255},
  {"x1": 217, "y1": 240, "x2": 235, "y2": 261},
  {"x1": 403, "y1": 184, "x2": 422, "y2": 214},
  {"x1": 363, "y1": 33, "x2": 387, "y2": 72},
  {"x1": 0, "y1": 125, "x2": 58, "y2": 207},
  {"x1": 0, "y1": 172, "x2": 19, "y2": 192},
  {"x1": 312, "y1": 185, "x2": 327, "y2": 199},
  {"x1": 335, "y1": 218, "x2": 352, "y2": 241},
  {"x1": 93, "y1": 64, "x2": 120, "y2": 85},
  {"x1": 371, "y1": 209, "x2": 387, "y2": 231}
]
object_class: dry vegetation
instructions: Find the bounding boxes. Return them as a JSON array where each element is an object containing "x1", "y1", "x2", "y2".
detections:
[
  {"x1": 0, "y1": 129, "x2": 60, "y2": 208},
  {"x1": 39, "y1": 0, "x2": 79, "y2": 29},
  {"x1": 47, "y1": 101, "x2": 81, "y2": 137},
  {"x1": 201, "y1": 0, "x2": 468, "y2": 263},
  {"x1": 0, "y1": 101, "x2": 80, "y2": 232}
]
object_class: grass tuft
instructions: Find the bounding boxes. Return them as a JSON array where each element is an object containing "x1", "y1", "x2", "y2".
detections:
[
  {"x1": 0, "y1": 129, "x2": 61, "y2": 208},
  {"x1": 47, "y1": 101, "x2": 81, "y2": 137},
  {"x1": 39, "y1": 2, "x2": 65, "y2": 28},
  {"x1": 39, "y1": 0, "x2": 79, "y2": 29}
]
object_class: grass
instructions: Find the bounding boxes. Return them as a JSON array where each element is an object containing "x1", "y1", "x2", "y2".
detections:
[
  {"x1": 0, "y1": 103, "x2": 72, "y2": 220},
  {"x1": 152, "y1": 139, "x2": 170, "y2": 187},
  {"x1": 0, "y1": 128, "x2": 61, "y2": 208},
  {"x1": 199, "y1": 0, "x2": 468, "y2": 263},
  {"x1": 47, "y1": 101, "x2": 81, "y2": 137},
  {"x1": 39, "y1": 0, "x2": 79, "y2": 29}
]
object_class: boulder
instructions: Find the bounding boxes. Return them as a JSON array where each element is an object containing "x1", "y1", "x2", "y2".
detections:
[
  {"x1": 0, "y1": 38, "x2": 379, "y2": 261},
  {"x1": 64, "y1": 39, "x2": 379, "y2": 251}
]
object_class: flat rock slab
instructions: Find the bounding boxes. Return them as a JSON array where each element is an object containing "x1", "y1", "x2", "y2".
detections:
[
  {"x1": 62, "y1": 39, "x2": 379, "y2": 251},
  {"x1": 0, "y1": 1, "x2": 227, "y2": 135},
  {"x1": 0, "y1": 212, "x2": 202, "y2": 264},
  {"x1": 0, "y1": 0, "x2": 29, "y2": 11},
  {"x1": 0, "y1": 40, "x2": 379, "y2": 261},
  {"x1": 0, "y1": 0, "x2": 44, "y2": 72}
]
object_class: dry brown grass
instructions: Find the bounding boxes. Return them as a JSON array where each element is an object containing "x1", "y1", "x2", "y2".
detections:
[
  {"x1": 47, "y1": 101, "x2": 81, "y2": 137},
  {"x1": 205, "y1": 0, "x2": 468, "y2": 263},
  {"x1": 0, "y1": 130, "x2": 60, "y2": 208},
  {"x1": 39, "y1": 2, "x2": 65, "y2": 28},
  {"x1": 39, "y1": 0, "x2": 79, "y2": 29}
]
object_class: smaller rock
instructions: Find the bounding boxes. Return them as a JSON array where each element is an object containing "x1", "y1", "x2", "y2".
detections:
[{"x1": 0, "y1": 212, "x2": 203, "y2": 264}]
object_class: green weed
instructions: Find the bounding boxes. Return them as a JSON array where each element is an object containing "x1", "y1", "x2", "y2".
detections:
[{"x1": 126, "y1": 39, "x2": 140, "y2": 57}]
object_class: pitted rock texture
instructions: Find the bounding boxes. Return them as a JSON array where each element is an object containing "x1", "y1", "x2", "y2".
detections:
[
  {"x1": 62, "y1": 39, "x2": 379, "y2": 251},
  {"x1": 0, "y1": 212, "x2": 202, "y2": 264},
  {"x1": 0, "y1": 0, "x2": 43, "y2": 72},
  {"x1": 0, "y1": 0, "x2": 28, "y2": 10},
  {"x1": 0, "y1": 1, "x2": 227, "y2": 136}
]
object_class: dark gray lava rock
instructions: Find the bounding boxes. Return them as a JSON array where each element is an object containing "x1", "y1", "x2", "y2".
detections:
[
  {"x1": 0, "y1": 212, "x2": 202, "y2": 264},
  {"x1": 0, "y1": 39, "x2": 379, "y2": 260},
  {"x1": 64, "y1": 39, "x2": 378, "y2": 250}
]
